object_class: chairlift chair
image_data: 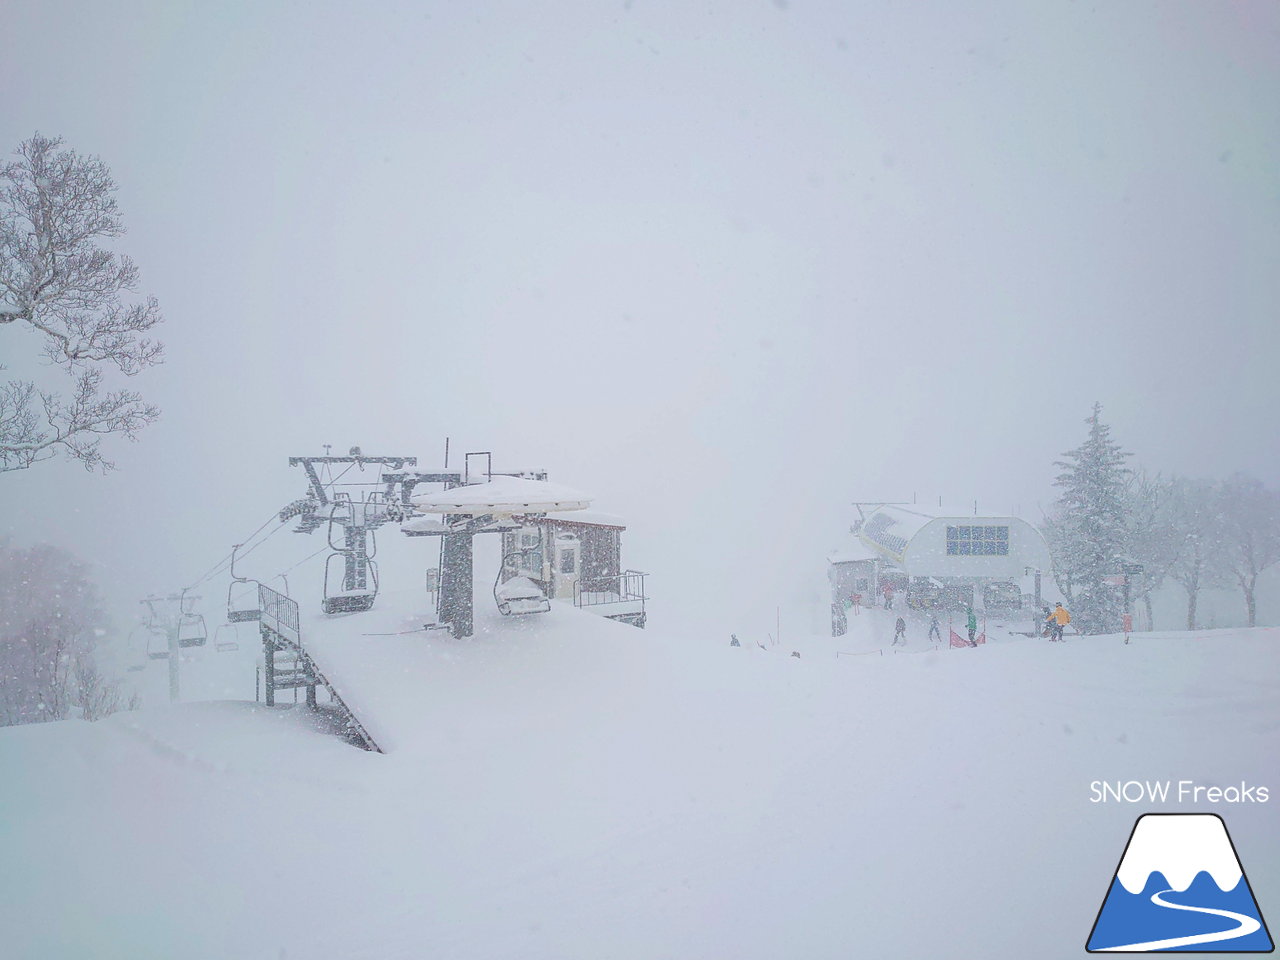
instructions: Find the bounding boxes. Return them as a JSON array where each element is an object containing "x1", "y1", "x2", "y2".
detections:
[
  {"x1": 177, "y1": 612, "x2": 208, "y2": 647},
  {"x1": 146, "y1": 628, "x2": 170, "y2": 660},
  {"x1": 320, "y1": 505, "x2": 380, "y2": 614},
  {"x1": 494, "y1": 551, "x2": 551, "y2": 616},
  {"x1": 322, "y1": 552, "x2": 379, "y2": 614},
  {"x1": 125, "y1": 625, "x2": 150, "y2": 670},
  {"x1": 213, "y1": 623, "x2": 241, "y2": 653},
  {"x1": 226, "y1": 543, "x2": 262, "y2": 622},
  {"x1": 226, "y1": 580, "x2": 262, "y2": 622}
]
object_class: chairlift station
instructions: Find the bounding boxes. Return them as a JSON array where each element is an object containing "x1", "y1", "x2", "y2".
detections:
[
  {"x1": 827, "y1": 502, "x2": 1051, "y2": 636},
  {"x1": 163, "y1": 447, "x2": 648, "y2": 741}
]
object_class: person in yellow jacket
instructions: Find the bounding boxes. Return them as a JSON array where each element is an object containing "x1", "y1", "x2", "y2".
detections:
[{"x1": 1047, "y1": 602, "x2": 1071, "y2": 642}]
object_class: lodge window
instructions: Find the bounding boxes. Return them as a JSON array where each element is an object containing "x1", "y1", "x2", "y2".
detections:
[
  {"x1": 946, "y1": 525, "x2": 1009, "y2": 556},
  {"x1": 518, "y1": 532, "x2": 542, "y2": 572}
]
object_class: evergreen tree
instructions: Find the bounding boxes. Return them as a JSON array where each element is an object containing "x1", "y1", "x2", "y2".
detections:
[{"x1": 1047, "y1": 403, "x2": 1132, "y2": 634}]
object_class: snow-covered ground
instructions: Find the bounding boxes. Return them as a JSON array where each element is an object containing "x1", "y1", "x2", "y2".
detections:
[{"x1": 2, "y1": 537, "x2": 1277, "y2": 959}]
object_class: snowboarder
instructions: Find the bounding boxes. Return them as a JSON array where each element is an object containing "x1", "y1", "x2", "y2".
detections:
[
  {"x1": 882, "y1": 582, "x2": 895, "y2": 610},
  {"x1": 966, "y1": 606, "x2": 978, "y2": 646},
  {"x1": 892, "y1": 616, "x2": 906, "y2": 646},
  {"x1": 1050, "y1": 602, "x2": 1071, "y2": 642},
  {"x1": 928, "y1": 611, "x2": 942, "y2": 643}
]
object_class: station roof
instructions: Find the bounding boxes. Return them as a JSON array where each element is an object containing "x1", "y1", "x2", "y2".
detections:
[
  {"x1": 410, "y1": 475, "x2": 592, "y2": 515},
  {"x1": 544, "y1": 510, "x2": 626, "y2": 529},
  {"x1": 827, "y1": 538, "x2": 882, "y2": 565}
]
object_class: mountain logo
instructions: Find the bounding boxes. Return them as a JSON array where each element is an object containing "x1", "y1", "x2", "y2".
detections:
[{"x1": 1087, "y1": 813, "x2": 1273, "y2": 953}]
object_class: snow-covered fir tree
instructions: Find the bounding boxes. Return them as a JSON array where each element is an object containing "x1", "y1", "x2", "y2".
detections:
[{"x1": 1046, "y1": 403, "x2": 1132, "y2": 634}]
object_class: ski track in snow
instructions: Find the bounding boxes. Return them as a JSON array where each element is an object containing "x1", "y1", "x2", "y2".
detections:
[{"x1": 1095, "y1": 888, "x2": 1262, "y2": 952}]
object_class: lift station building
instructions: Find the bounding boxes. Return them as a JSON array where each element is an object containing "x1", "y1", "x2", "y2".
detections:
[{"x1": 827, "y1": 504, "x2": 1052, "y2": 619}]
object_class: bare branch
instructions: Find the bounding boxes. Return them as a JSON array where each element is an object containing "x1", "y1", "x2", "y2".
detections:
[
  {"x1": 0, "y1": 133, "x2": 163, "y2": 472},
  {"x1": 0, "y1": 368, "x2": 159, "y2": 472}
]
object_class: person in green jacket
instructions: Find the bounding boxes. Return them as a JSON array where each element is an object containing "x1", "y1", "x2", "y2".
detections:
[{"x1": 966, "y1": 606, "x2": 978, "y2": 646}]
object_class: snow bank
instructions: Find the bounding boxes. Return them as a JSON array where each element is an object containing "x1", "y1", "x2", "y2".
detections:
[{"x1": 2, "y1": 579, "x2": 1277, "y2": 959}]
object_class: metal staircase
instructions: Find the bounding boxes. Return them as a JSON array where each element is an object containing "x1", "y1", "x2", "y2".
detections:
[{"x1": 257, "y1": 583, "x2": 382, "y2": 752}]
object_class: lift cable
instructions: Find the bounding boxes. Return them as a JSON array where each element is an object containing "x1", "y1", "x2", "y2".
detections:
[{"x1": 184, "y1": 507, "x2": 288, "y2": 592}]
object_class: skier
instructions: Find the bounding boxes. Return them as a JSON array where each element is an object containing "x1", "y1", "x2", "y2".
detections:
[
  {"x1": 730, "y1": 634, "x2": 741, "y2": 647},
  {"x1": 882, "y1": 582, "x2": 895, "y2": 610},
  {"x1": 1050, "y1": 602, "x2": 1071, "y2": 642},
  {"x1": 966, "y1": 606, "x2": 978, "y2": 646},
  {"x1": 927, "y1": 611, "x2": 942, "y2": 643},
  {"x1": 892, "y1": 616, "x2": 907, "y2": 646}
]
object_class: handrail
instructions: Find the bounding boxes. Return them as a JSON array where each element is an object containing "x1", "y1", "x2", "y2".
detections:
[
  {"x1": 574, "y1": 570, "x2": 648, "y2": 608},
  {"x1": 259, "y1": 583, "x2": 301, "y2": 646}
]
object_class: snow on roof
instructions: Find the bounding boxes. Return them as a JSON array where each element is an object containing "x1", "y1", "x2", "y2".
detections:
[
  {"x1": 857, "y1": 505, "x2": 935, "y2": 560},
  {"x1": 546, "y1": 509, "x2": 626, "y2": 529},
  {"x1": 863, "y1": 505, "x2": 937, "y2": 541},
  {"x1": 410, "y1": 475, "x2": 592, "y2": 515},
  {"x1": 827, "y1": 537, "x2": 882, "y2": 564}
]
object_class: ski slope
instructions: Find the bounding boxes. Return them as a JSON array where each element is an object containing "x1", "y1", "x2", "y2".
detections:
[{"x1": 2, "y1": 542, "x2": 1277, "y2": 959}]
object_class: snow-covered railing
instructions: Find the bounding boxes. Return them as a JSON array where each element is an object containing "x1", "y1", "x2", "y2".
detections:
[
  {"x1": 259, "y1": 583, "x2": 300, "y2": 646},
  {"x1": 574, "y1": 570, "x2": 647, "y2": 609}
]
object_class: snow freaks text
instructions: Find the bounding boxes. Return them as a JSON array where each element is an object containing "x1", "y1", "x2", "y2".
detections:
[{"x1": 1089, "y1": 781, "x2": 1270, "y2": 804}]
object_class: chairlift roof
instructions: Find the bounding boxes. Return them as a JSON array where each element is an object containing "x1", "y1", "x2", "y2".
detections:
[{"x1": 411, "y1": 475, "x2": 592, "y2": 516}]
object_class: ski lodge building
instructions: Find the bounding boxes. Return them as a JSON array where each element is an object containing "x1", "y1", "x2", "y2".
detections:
[{"x1": 827, "y1": 504, "x2": 1052, "y2": 621}]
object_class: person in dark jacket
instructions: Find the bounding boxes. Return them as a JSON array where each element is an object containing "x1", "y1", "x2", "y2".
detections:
[
  {"x1": 928, "y1": 611, "x2": 942, "y2": 643},
  {"x1": 892, "y1": 616, "x2": 907, "y2": 646}
]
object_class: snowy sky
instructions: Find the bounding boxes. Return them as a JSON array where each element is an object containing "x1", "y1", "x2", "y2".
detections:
[{"x1": 2, "y1": 0, "x2": 1278, "y2": 636}]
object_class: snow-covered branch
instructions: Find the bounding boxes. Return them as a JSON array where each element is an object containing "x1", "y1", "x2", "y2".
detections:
[
  {"x1": 0, "y1": 133, "x2": 164, "y2": 472},
  {"x1": 0, "y1": 368, "x2": 160, "y2": 472}
]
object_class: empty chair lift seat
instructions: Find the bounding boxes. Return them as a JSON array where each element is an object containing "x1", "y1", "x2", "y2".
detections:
[{"x1": 495, "y1": 576, "x2": 551, "y2": 616}]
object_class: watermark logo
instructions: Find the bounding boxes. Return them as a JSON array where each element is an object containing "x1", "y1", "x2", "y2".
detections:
[{"x1": 1087, "y1": 813, "x2": 1273, "y2": 952}]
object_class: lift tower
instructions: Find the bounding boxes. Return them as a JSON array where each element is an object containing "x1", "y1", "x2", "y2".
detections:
[{"x1": 278, "y1": 449, "x2": 417, "y2": 613}]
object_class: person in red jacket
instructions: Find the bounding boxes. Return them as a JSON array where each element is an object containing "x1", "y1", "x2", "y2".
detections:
[{"x1": 882, "y1": 582, "x2": 895, "y2": 610}]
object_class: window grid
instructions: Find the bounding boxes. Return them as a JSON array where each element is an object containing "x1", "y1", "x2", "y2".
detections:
[{"x1": 946, "y1": 525, "x2": 1009, "y2": 556}]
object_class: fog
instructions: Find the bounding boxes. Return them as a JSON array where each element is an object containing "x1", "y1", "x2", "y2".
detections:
[{"x1": 2, "y1": 1, "x2": 1278, "y2": 639}]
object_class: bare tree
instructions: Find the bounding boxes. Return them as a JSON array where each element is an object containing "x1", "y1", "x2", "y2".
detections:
[
  {"x1": 0, "y1": 133, "x2": 163, "y2": 472},
  {"x1": 1217, "y1": 474, "x2": 1280, "y2": 628},
  {"x1": 1123, "y1": 472, "x2": 1184, "y2": 629},
  {"x1": 0, "y1": 541, "x2": 107, "y2": 725},
  {"x1": 1164, "y1": 478, "x2": 1227, "y2": 630},
  {"x1": 73, "y1": 656, "x2": 138, "y2": 721}
]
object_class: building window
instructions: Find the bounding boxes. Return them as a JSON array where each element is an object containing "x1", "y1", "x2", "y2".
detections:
[{"x1": 946, "y1": 525, "x2": 1009, "y2": 556}]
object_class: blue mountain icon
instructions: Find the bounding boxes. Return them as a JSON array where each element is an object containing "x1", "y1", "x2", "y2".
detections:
[{"x1": 1087, "y1": 814, "x2": 1273, "y2": 952}]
